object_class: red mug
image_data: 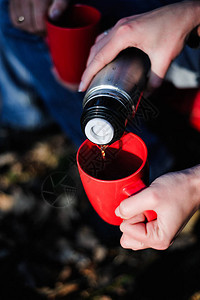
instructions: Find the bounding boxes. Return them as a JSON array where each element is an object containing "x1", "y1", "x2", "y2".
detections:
[
  {"x1": 46, "y1": 4, "x2": 101, "y2": 84},
  {"x1": 77, "y1": 132, "x2": 157, "y2": 225}
]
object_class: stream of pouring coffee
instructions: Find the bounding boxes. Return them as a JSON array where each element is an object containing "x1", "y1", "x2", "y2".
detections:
[{"x1": 98, "y1": 145, "x2": 108, "y2": 160}]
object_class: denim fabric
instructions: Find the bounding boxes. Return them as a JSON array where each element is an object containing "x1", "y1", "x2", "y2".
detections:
[
  {"x1": 0, "y1": 31, "x2": 53, "y2": 130},
  {"x1": 0, "y1": 0, "x2": 84, "y2": 147}
]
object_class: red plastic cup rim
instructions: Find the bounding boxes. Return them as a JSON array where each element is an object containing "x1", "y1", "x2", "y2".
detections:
[
  {"x1": 77, "y1": 133, "x2": 148, "y2": 183},
  {"x1": 46, "y1": 4, "x2": 101, "y2": 32}
]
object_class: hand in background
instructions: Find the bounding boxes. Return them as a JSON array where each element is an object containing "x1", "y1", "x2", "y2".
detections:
[
  {"x1": 9, "y1": 0, "x2": 70, "y2": 35},
  {"x1": 79, "y1": 1, "x2": 200, "y2": 93},
  {"x1": 115, "y1": 166, "x2": 200, "y2": 250}
]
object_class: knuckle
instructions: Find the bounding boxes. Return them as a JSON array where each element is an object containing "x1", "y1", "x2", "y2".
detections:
[
  {"x1": 90, "y1": 44, "x2": 97, "y2": 56},
  {"x1": 116, "y1": 17, "x2": 129, "y2": 27},
  {"x1": 93, "y1": 51, "x2": 106, "y2": 65},
  {"x1": 115, "y1": 23, "x2": 132, "y2": 38},
  {"x1": 132, "y1": 241, "x2": 145, "y2": 250},
  {"x1": 153, "y1": 232, "x2": 171, "y2": 250},
  {"x1": 149, "y1": 189, "x2": 161, "y2": 207},
  {"x1": 155, "y1": 240, "x2": 171, "y2": 250},
  {"x1": 146, "y1": 222, "x2": 171, "y2": 250},
  {"x1": 120, "y1": 234, "x2": 146, "y2": 251}
]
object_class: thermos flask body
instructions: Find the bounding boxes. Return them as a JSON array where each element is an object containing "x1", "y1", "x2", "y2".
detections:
[{"x1": 81, "y1": 47, "x2": 151, "y2": 145}]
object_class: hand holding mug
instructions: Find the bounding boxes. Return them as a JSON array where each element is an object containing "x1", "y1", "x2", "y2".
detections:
[
  {"x1": 46, "y1": 4, "x2": 101, "y2": 85},
  {"x1": 117, "y1": 167, "x2": 200, "y2": 250},
  {"x1": 9, "y1": 0, "x2": 70, "y2": 34}
]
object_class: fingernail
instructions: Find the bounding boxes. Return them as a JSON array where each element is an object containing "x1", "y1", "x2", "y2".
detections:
[
  {"x1": 78, "y1": 81, "x2": 83, "y2": 92},
  {"x1": 49, "y1": 9, "x2": 61, "y2": 20},
  {"x1": 115, "y1": 207, "x2": 120, "y2": 217}
]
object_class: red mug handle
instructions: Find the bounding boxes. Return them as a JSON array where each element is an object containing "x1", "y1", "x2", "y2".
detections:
[{"x1": 123, "y1": 180, "x2": 157, "y2": 222}]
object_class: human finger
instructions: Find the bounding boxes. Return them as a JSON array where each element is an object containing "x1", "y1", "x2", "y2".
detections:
[
  {"x1": 94, "y1": 28, "x2": 112, "y2": 44},
  {"x1": 120, "y1": 233, "x2": 147, "y2": 251},
  {"x1": 9, "y1": 0, "x2": 46, "y2": 33},
  {"x1": 95, "y1": 32, "x2": 107, "y2": 43},
  {"x1": 32, "y1": 0, "x2": 50, "y2": 33},
  {"x1": 48, "y1": 0, "x2": 70, "y2": 20},
  {"x1": 115, "y1": 187, "x2": 157, "y2": 220},
  {"x1": 85, "y1": 30, "x2": 112, "y2": 67},
  {"x1": 147, "y1": 52, "x2": 170, "y2": 90},
  {"x1": 85, "y1": 31, "x2": 112, "y2": 68},
  {"x1": 120, "y1": 213, "x2": 146, "y2": 225},
  {"x1": 120, "y1": 219, "x2": 171, "y2": 250},
  {"x1": 79, "y1": 27, "x2": 131, "y2": 91},
  {"x1": 120, "y1": 222, "x2": 152, "y2": 250},
  {"x1": 9, "y1": 0, "x2": 32, "y2": 30}
]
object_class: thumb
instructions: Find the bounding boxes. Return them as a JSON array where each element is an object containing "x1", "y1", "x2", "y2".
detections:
[
  {"x1": 146, "y1": 53, "x2": 171, "y2": 92},
  {"x1": 48, "y1": 0, "x2": 70, "y2": 20},
  {"x1": 115, "y1": 187, "x2": 156, "y2": 219}
]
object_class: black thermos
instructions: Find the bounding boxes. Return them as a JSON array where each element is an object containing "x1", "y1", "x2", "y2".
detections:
[{"x1": 81, "y1": 47, "x2": 151, "y2": 145}]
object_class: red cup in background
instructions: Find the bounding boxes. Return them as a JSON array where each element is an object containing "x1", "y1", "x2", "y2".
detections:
[
  {"x1": 46, "y1": 4, "x2": 101, "y2": 84},
  {"x1": 77, "y1": 132, "x2": 157, "y2": 225}
]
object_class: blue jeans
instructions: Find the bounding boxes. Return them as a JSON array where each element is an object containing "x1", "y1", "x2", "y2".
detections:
[{"x1": 0, "y1": 0, "x2": 85, "y2": 147}]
